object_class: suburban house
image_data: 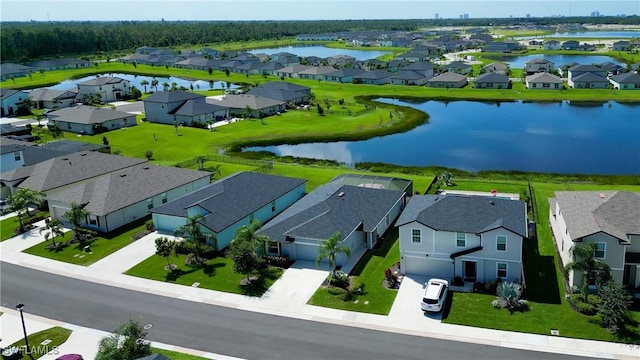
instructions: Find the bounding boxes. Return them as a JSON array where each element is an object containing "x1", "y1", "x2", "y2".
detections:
[
  {"x1": 426, "y1": 73, "x2": 468, "y2": 88},
  {"x1": 150, "y1": 171, "x2": 307, "y2": 250},
  {"x1": 443, "y1": 61, "x2": 472, "y2": 75},
  {"x1": 396, "y1": 195, "x2": 527, "y2": 283},
  {"x1": 598, "y1": 62, "x2": 625, "y2": 76},
  {"x1": 47, "y1": 164, "x2": 210, "y2": 233},
  {"x1": 143, "y1": 91, "x2": 204, "y2": 124},
  {"x1": 612, "y1": 41, "x2": 631, "y2": 52},
  {"x1": 323, "y1": 69, "x2": 366, "y2": 83},
  {"x1": 0, "y1": 151, "x2": 146, "y2": 196},
  {"x1": 388, "y1": 71, "x2": 429, "y2": 86},
  {"x1": 567, "y1": 65, "x2": 608, "y2": 89},
  {"x1": 0, "y1": 63, "x2": 35, "y2": 81},
  {"x1": 525, "y1": 72, "x2": 563, "y2": 89},
  {"x1": 259, "y1": 180, "x2": 406, "y2": 267},
  {"x1": 296, "y1": 33, "x2": 338, "y2": 41},
  {"x1": 274, "y1": 64, "x2": 314, "y2": 79},
  {"x1": 326, "y1": 55, "x2": 357, "y2": 68},
  {"x1": 549, "y1": 191, "x2": 640, "y2": 288},
  {"x1": 609, "y1": 72, "x2": 640, "y2": 90},
  {"x1": 0, "y1": 141, "x2": 27, "y2": 174},
  {"x1": 400, "y1": 61, "x2": 436, "y2": 78},
  {"x1": 245, "y1": 82, "x2": 311, "y2": 104},
  {"x1": 524, "y1": 58, "x2": 554, "y2": 74},
  {"x1": 213, "y1": 94, "x2": 286, "y2": 118},
  {"x1": 562, "y1": 40, "x2": 580, "y2": 50},
  {"x1": 26, "y1": 58, "x2": 92, "y2": 71},
  {"x1": 0, "y1": 89, "x2": 28, "y2": 117},
  {"x1": 0, "y1": 138, "x2": 87, "y2": 178},
  {"x1": 543, "y1": 40, "x2": 562, "y2": 50},
  {"x1": 258, "y1": 62, "x2": 285, "y2": 76},
  {"x1": 77, "y1": 76, "x2": 131, "y2": 103},
  {"x1": 298, "y1": 66, "x2": 337, "y2": 80},
  {"x1": 0, "y1": 124, "x2": 33, "y2": 142},
  {"x1": 352, "y1": 70, "x2": 394, "y2": 85},
  {"x1": 482, "y1": 62, "x2": 509, "y2": 75},
  {"x1": 171, "y1": 99, "x2": 229, "y2": 125},
  {"x1": 29, "y1": 88, "x2": 79, "y2": 109},
  {"x1": 473, "y1": 72, "x2": 510, "y2": 89},
  {"x1": 46, "y1": 105, "x2": 136, "y2": 134}
]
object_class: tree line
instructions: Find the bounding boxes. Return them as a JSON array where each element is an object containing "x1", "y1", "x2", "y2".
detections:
[{"x1": 1, "y1": 16, "x2": 638, "y2": 62}]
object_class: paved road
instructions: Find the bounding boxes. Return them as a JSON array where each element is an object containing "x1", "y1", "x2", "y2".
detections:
[{"x1": 0, "y1": 263, "x2": 588, "y2": 360}]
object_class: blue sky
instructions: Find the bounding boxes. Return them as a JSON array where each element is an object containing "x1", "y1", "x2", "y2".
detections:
[{"x1": 1, "y1": 0, "x2": 639, "y2": 21}]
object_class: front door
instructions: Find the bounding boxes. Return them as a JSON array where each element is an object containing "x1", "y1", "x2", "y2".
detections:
[{"x1": 463, "y1": 261, "x2": 476, "y2": 281}]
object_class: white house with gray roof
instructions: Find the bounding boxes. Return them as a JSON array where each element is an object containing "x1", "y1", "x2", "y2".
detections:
[
  {"x1": 396, "y1": 195, "x2": 527, "y2": 283},
  {"x1": 426, "y1": 73, "x2": 468, "y2": 88},
  {"x1": 212, "y1": 94, "x2": 286, "y2": 118},
  {"x1": 1, "y1": 89, "x2": 28, "y2": 117},
  {"x1": 549, "y1": 191, "x2": 640, "y2": 288},
  {"x1": 259, "y1": 181, "x2": 406, "y2": 267},
  {"x1": 77, "y1": 76, "x2": 131, "y2": 103},
  {"x1": 46, "y1": 105, "x2": 136, "y2": 134},
  {"x1": 29, "y1": 88, "x2": 79, "y2": 110},
  {"x1": 150, "y1": 172, "x2": 307, "y2": 250},
  {"x1": 609, "y1": 72, "x2": 640, "y2": 90},
  {"x1": 47, "y1": 164, "x2": 210, "y2": 233}
]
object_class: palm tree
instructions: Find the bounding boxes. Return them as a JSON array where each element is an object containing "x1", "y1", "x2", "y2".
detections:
[
  {"x1": 170, "y1": 82, "x2": 178, "y2": 91},
  {"x1": 174, "y1": 214, "x2": 216, "y2": 263},
  {"x1": 140, "y1": 79, "x2": 149, "y2": 93},
  {"x1": 40, "y1": 218, "x2": 64, "y2": 247},
  {"x1": 151, "y1": 79, "x2": 159, "y2": 92},
  {"x1": 15, "y1": 188, "x2": 44, "y2": 217},
  {"x1": 64, "y1": 202, "x2": 90, "y2": 243},
  {"x1": 162, "y1": 82, "x2": 170, "y2": 91},
  {"x1": 196, "y1": 155, "x2": 207, "y2": 170},
  {"x1": 316, "y1": 231, "x2": 350, "y2": 286},
  {"x1": 210, "y1": 164, "x2": 222, "y2": 179},
  {"x1": 565, "y1": 242, "x2": 612, "y2": 303},
  {"x1": 232, "y1": 219, "x2": 270, "y2": 255}
]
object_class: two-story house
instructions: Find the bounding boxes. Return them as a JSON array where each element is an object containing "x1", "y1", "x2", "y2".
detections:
[
  {"x1": 0, "y1": 89, "x2": 28, "y2": 117},
  {"x1": 77, "y1": 76, "x2": 131, "y2": 103},
  {"x1": 397, "y1": 195, "x2": 527, "y2": 283},
  {"x1": 143, "y1": 91, "x2": 205, "y2": 124},
  {"x1": 524, "y1": 58, "x2": 554, "y2": 74}
]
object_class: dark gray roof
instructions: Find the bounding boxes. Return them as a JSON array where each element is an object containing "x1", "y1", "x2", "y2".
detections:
[
  {"x1": 572, "y1": 72, "x2": 608, "y2": 82},
  {"x1": 553, "y1": 191, "x2": 640, "y2": 243},
  {"x1": 0, "y1": 138, "x2": 73, "y2": 168},
  {"x1": 0, "y1": 88, "x2": 26, "y2": 100},
  {"x1": 143, "y1": 91, "x2": 203, "y2": 104},
  {"x1": 390, "y1": 70, "x2": 426, "y2": 80},
  {"x1": 428, "y1": 73, "x2": 467, "y2": 82},
  {"x1": 0, "y1": 63, "x2": 34, "y2": 74},
  {"x1": 245, "y1": 88, "x2": 304, "y2": 103},
  {"x1": 215, "y1": 94, "x2": 284, "y2": 110},
  {"x1": 446, "y1": 61, "x2": 472, "y2": 69},
  {"x1": 396, "y1": 195, "x2": 527, "y2": 237},
  {"x1": 171, "y1": 99, "x2": 226, "y2": 116},
  {"x1": 29, "y1": 88, "x2": 78, "y2": 102},
  {"x1": 27, "y1": 58, "x2": 90, "y2": 67},
  {"x1": 610, "y1": 72, "x2": 640, "y2": 83},
  {"x1": 324, "y1": 69, "x2": 366, "y2": 78},
  {"x1": 353, "y1": 69, "x2": 394, "y2": 80},
  {"x1": 47, "y1": 106, "x2": 132, "y2": 125},
  {"x1": 483, "y1": 62, "x2": 508, "y2": 70},
  {"x1": 0, "y1": 124, "x2": 30, "y2": 136},
  {"x1": 569, "y1": 64, "x2": 604, "y2": 73},
  {"x1": 400, "y1": 61, "x2": 436, "y2": 71},
  {"x1": 257, "y1": 82, "x2": 310, "y2": 93},
  {"x1": 526, "y1": 58, "x2": 554, "y2": 65},
  {"x1": 475, "y1": 72, "x2": 509, "y2": 83},
  {"x1": 150, "y1": 172, "x2": 307, "y2": 233},
  {"x1": 258, "y1": 63, "x2": 285, "y2": 71},
  {"x1": 0, "y1": 152, "x2": 147, "y2": 192},
  {"x1": 47, "y1": 164, "x2": 210, "y2": 216},
  {"x1": 77, "y1": 76, "x2": 128, "y2": 86},
  {"x1": 41, "y1": 140, "x2": 109, "y2": 153},
  {"x1": 260, "y1": 184, "x2": 404, "y2": 242}
]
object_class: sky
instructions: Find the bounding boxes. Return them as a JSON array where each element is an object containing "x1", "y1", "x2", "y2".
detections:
[{"x1": 1, "y1": 0, "x2": 639, "y2": 21}]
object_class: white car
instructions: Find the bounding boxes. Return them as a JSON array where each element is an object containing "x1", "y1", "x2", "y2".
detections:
[{"x1": 421, "y1": 278, "x2": 449, "y2": 312}]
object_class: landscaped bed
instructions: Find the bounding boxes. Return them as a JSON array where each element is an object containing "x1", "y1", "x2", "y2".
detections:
[{"x1": 5, "y1": 326, "x2": 72, "y2": 360}]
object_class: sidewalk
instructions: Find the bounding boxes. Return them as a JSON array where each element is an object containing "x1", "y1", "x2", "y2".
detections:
[{"x1": 1, "y1": 225, "x2": 639, "y2": 359}]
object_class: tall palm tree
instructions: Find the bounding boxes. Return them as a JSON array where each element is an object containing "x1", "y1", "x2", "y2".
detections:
[
  {"x1": 162, "y1": 82, "x2": 170, "y2": 91},
  {"x1": 232, "y1": 219, "x2": 270, "y2": 255},
  {"x1": 64, "y1": 202, "x2": 90, "y2": 242},
  {"x1": 196, "y1": 155, "x2": 207, "y2": 170},
  {"x1": 40, "y1": 218, "x2": 64, "y2": 247},
  {"x1": 151, "y1": 79, "x2": 159, "y2": 92},
  {"x1": 140, "y1": 79, "x2": 149, "y2": 93},
  {"x1": 316, "y1": 232, "x2": 350, "y2": 286},
  {"x1": 209, "y1": 164, "x2": 222, "y2": 179},
  {"x1": 174, "y1": 214, "x2": 216, "y2": 263},
  {"x1": 14, "y1": 188, "x2": 44, "y2": 217},
  {"x1": 565, "y1": 242, "x2": 612, "y2": 303}
]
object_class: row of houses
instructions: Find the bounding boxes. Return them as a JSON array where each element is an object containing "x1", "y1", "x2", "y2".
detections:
[
  {"x1": 524, "y1": 66, "x2": 640, "y2": 90},
  {"x1": 0, "y1": 58, "x2": 94, "y2": 81}
]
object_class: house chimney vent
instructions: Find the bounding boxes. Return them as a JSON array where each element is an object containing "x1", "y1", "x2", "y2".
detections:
[{"x1": 338, "y1": 192, "x2": 345, "y2": 198}]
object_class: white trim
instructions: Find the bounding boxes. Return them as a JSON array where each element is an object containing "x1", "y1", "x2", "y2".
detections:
[
  {"x1": 461, "y1": 255, "x2": 521, "y2": 263},
  {"x1": 456, "y1": 232, "x2": 466, "y2": 247},
  {"x1": 411, "y1": 228, "x2": 422, "y2": 244},
  {"x1": 496, "y1": 235, "x2": 507, "y2": 252},
  {"x1": 594, "y1": 242, "x2": 606, "y2": 259},
  {"x1": 496, "y1": 262, "x2": 508, "y2": 279}
]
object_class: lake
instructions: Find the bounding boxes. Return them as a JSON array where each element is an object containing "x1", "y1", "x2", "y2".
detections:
[
  {"x1": 246, "y1": 99, "x2": 640, "y2": 175},
  {"x1": 46, "y1": 73, "x2": 240, "y2": 92},
  {"x1": 489, "y1": 55, "x2": 625, "y2": 69},
  {"x1": 515, "y1": 31, "x2": 640, "y2": 39},
  {"x1": 248, "y1": 45, "x2": 391, "y2": 61}
]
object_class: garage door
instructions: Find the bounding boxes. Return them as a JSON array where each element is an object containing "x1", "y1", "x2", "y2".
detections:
[
  {"x1": 403, "y1": 256, "x2": 453, "y2": 279},
  {"x1": 152, "y1": 214, "x2": 186, "y2": 233},
  {"x1": 295, "y1": 243, "x2": 319, "y2": 262}
]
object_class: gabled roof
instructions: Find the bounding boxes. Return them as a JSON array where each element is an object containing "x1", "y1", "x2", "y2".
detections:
[
  {"x1": 298, "y1": 66, "x2": 337, "y2": 76},
  {"x1": 47, "y1": 164, "x2": 210, "y2": 216},
  {"x1": 215, "y1": 94, "x2": 285, "y2": 110},
  {"x1": 446, "y1": 61, "x2": 471, "y2": 69},
  {"x1": 143, "y1": 91, "x2": 204, "y2": 104},
  {"x1": 150, "y1": 172, "x2": 306, "y2": 233},
  {"x1": 353, "y1": 69, "x2": 394, "y2": 80},
  {"x1": 396, "y1": 195, "x2": 527, "y2": 237},
  {"x1": 0, "y1": 138, "x2": 72, "y2": 167},
  {"x1": 276, "y1": 64, "x2": 314, "y2": 74},
  {"x1": 475, "y1": 72, "x2": 509, "y2": 83},
  {"x1": 171, "y1": 99, "x2": 226, "y2": 116},
  {"x1": 245, "y1": 88, "x2": 305, "y2": 103},
  {"x1": 610, "y1": 72, "x2": 640, "y2": 83},
  {"x1": 27, "y1": 58, "x2": 90, "y2": 67},
  {"x1": 258, "y1": 62, "x2": 285, "y2": 71},
  {"x1": 389, "y1": 70, "x2": 426, "y2": 80},
  {"x1": 569, "y1": 64, "x2": 604, "y2": 73},
  {"x1": 324, "y1": 69, "x2": 366, "y2": 77},
  {"x1": 0, "y1": 152, "x2": 147, "y2": 192},
  {"x1": 260, "y1": 183, "x2": 404, "y2": 242},
  {"x1": 28, "y1": 88, "x2": 78, "y2": 102},
  {"x1": 257, "y1": 82, "x2": 310, "y2": 93},
  {"x1": 77, "y1": 76, "x2": 128, "y2": 86},
  {"x1": 0, "y1": 63, "x2": 34, "y2": 74},
  {"x1": 0, "y1": 88, "x2": 26, "y2": 100},
  {"x1": 571, "y1": 72, "x2": 608, "y2": 82},
  {"x1": 553, "y1": 191, "x2": 640, "y2": 243},
  {"x1": 428, "y1": 72, "x2": 467, "y2": 82},
  {"x1": 526, "y1": 58, "x2": 554, "y2": 65},
  {"x1": 47, "y1": 105, "x2": 132, "y2": 125},
  {"x1": 526, "y1": 72, "x2": 563, "y2": 83},
  {"x1": 400, "y1": 61, "x2": 435, "y2": 71}
]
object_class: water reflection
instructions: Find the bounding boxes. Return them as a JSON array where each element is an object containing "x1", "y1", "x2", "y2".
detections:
[{"x1": 46, "y1": 73, "x2": 239, "y2": 91}]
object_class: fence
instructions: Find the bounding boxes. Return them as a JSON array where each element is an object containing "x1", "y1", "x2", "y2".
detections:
[
  {"x1": 173, "y1": 154, "x2": 273, "y2": 173},
  {"x1": 527, "y1": 180, "x2": 538, "y2": 223}
]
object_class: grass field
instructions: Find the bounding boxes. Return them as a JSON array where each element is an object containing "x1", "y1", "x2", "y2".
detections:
[{"x1": 6, "y1": 327, "x2": 72, "y2": 360}]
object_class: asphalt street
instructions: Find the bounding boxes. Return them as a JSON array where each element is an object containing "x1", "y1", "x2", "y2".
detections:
[{"x1": 0, "y1": 262, "x2": 591, "y2": 360}]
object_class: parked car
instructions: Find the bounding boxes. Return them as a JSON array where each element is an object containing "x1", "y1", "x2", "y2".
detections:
[
  {"x1": 421, "y1": 278, "x2": 449, "y2": 312},
  {"x1": 55, "y1": 354, "x2": 84, "y2": 360}
]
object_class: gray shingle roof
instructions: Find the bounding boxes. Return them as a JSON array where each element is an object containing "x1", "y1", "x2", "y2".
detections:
[
  {"x1": 150, "y1": 172, "x2": 307, "y2": 233},
  {"x1": 298, "y1": 66, "x2": 336, "y2": 76},
  {"x1": 553, "y1": 191, "x2": 640, "y2": 243},
  {"x1": 171, "y1": 99, "x2": 226, "y2": 116},
  {"x1": 215, "y1": 94, "x2": 284, "y2": 110},
  {"x1": 610, "y1": 72, "x2": 640, "y2": 83},
  {"x1": 257, "y1": 82, "x2": 310, "y2": 93},
  {"x1": 260, "y1": 184, "x2": 404, "y2": 242},
  {"x1": 28, "y1": 88, "x2": 78, "y2": 102},
  {"x1": 324, "y1": 69, "x2": 366, "y2": 78},
  {"x1": 400, "y1": 61, "x2": 436, "y2": 71},
  {"x1": 0, "y1": 89, "x2": 25, "y2": 100},
  {"x1": 245, "y1": 88, "x2": 304, "y2": 103},
  {"x1": 47, "y1": 106, "x2": 132, "y2": 125},
  {"x1": 396, "y1": 195, "x2": 527, "y2": 237},
  {"x1": 77, "y1": 76, "x2": 127, "y2": 86},
  {"x1": 143, "y1": 91, "x2": 203, "y2": 104},
  {"x1": 0, "y1": 63, "x2": 34, "y2": 74},
  {"x1": 569, "y1": 64, "x2": 603, "y2": 73},
  {"x1": 428, "y1": 73, "x2": 467, "y2": 82},
  {"x1": 41, "y1": 140, "x2": 108, "y2": 153},
  {"x1": 475, "y1": 72, "x2": 509, "y2": 83},
  {"x1": 0, "y1": 152, "x2": 147, "y2": 192},
  {"x1": 526, "y1": 72, "x2": 563, "y2": 83},
  {"x1": 390, "y1": 70, "x2": 426, "y2": 80},
  {"x1": 572, "y1": 72, "x2": 608, "y2": 82},
  {"x1": 354, "y1": 69, "x2": 394, "y2": 80},
  {"x1": 47, "y1": 164, "x2": 210, "y2": 216}
]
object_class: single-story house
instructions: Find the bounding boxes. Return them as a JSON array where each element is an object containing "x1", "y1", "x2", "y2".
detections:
[
  {"x1": 172, "y1": 99, "x2": 229, "y2": 125},
  {"x1": 473, "y1": 72, "x2": 510, "y2": 89},
  {"x1": 543, "y1": 40, "x2": 562, "y2": 50},
  {"x1": 568, "y1": 64, "x2": 607, "y2": 80},
  {"x1": 245, "y1": 87, "x2": 308, "y2": 105},
  {"x1": 388, "y1": 70, "x2": 429, "y2": 86},
  {"x1": 0, "y1": 138, "x2": 84, "y2": 177},
  {"x1": 47, "y1": 164, "x2": 211, "y2": 233},
  {"x1": 0, "y1": 89, "x2": 28, "y2": 117},
  {"x1": 26, "y1": 58, "x2": 92, "y2": 71},
  {"x1": 150, "y1": 171, "x2": 307, "y2": 250},
  {"x1": 352, "y1": 70, "x2": 394, "y2": 85},
  {"x1": 296, "y1": 33, "x2": 338, "y2": 41},
  {"x1": 568, "y1": 72, "x2": 609, "y2": 89},
  {"x1": 0, "y1": 63, "x2": 35, "y2": 81},
  {"x1": 397, "y1": 194, "x2": 527, "y2": 283},
  {"x1": 0, "y1": 125, "x2": 32, "y2": 141},
  {"x1": 258, "y1": 62, "x2": 285, "y2": 76},
  {"x1": 274, "y1": 65, "x2": 314, "y2": 79},
  {"x1": 426, "y1": 73, "x2": 468, "y2": 88},
  {"x1": 259, "y1": 181, "x2": 406, "y2": 266},
  {"x1": 143, "y1": 91, "x2": 205, "y2": 124},
  {"x1": 29, "y1": 88, "x2": 79, "y2": 109},
  {"x1": 213, "y1": 94, "x2": 286, "y2": 118},
  {"x1": 598, "y1": 62, "x2": 625, "y2": 76},
  {"x1": 46, "y1": 105, "x2": 136, "y2": 134},
  {"x1": 399, "y1": 61, "x2": 436, "y2": 78},
  {"x1": 549, "y1": 191, "x2": 640, "y2": 288},
  {"x1": 0, "y1": 151, "x2": 146, "y2": 196},
  {"x1": 443, "y1": 61, "x2": 472, "y2": 75},
  {"x1": 298, "y1": 66, "x2": 337, "y2": 80},
  {"x1": 77, "y1": 76, "x2": 131, "y2": 103},
  {"x1": 525, "y1": 72, "x2": 563, "y2": 89},
  {"x1": 609, "y1": 72, "x2": 640, "y2": 90},
  {"x1": 482, "y1": 62, "x2": 509, "y2": 75},
  {"x1": 524, "y1": 58, "x2": 554, "y2": 74},
  {"x1": 325, "y1": 55, "x2": 357, "y2": 68},
  {"x1": 323, "y1": 69, "x2": 366, "y2": 83}
]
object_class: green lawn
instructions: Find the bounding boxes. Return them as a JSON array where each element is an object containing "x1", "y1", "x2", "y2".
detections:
[
  {"x1": 308, "y1": 227, "x2": 401, "y2": 315},
  {"x1": 151, "y1": 348, "x2": 211, "y2": 360},
  {"x1": 1, "y1": 212, "x2": 49, "y2": 242},
  {"x1": 7, "y1": 326, "x2": 72, "y2": 360},
  {"x1": 125, "y1": 253, "x2": 283, "y2": 296},
  {"x1": 22, "y1": 219, "x2": 148, "y2": 266}
]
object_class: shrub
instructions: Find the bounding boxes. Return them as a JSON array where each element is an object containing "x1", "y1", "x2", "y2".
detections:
[
  {"x1": 384, "y1": 268, "x2": 399, "y2": 288},
  {"x1": 330, "y1": 271, "x2": 350, "y2": 289},
  {"x1": 569, "y1": 293, "x2": 598, "y2": 315},
  {"x1": 491, "y1": 281, "x2": 529, "y2": 313},
  {"x1": 174, "y1": 241, "x2": 217, "y2": 259}
]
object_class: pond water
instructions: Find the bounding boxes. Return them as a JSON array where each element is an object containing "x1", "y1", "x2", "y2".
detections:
[
  {"x1": 489, "y1": 55, "x2": 626, "y2": 69},
  {"x1": 248, "y1": 45, "x2": 391, "y2": 61},
  {"x1": 46, "y1": 73, "x2": 240, "y2": 92},
  {"x1": 246, "y1": 99, "x2": 640, "y2": 175}
]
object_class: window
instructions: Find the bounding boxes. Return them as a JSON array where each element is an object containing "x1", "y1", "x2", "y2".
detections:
[
  {"x1": 543, "y1": 82, "x2": 550, "y2": 88},
  {"x1": 88, "y1": 215, "x2": 99, "y2": 226},
  {"x1": 67, "y1": 123, "x2": 72, "y2": 130},
  {"x1": 147, "y1": 199, "x2": 153, "y2": 210},
  {"x1": 497, "y1": 263, "x2": 508, "y2": 279},
  {"x1": 411, "y1": 229, "x2": 421, "y2": 244},
  {"x1": 496, "y1": 235, "x2": 507, "y2": 251},
  {"x1": 594, "y1": 242, "x2": 606, "y2": 259},
  {"x1": 161, "y1": 193, "x2": 167, "y2": 204},
  {"x1": 271, "y1": 200, "x2": 276, "y2": 212},
  {"x1": 13, "y1": 152, "x2": 21, "y2": 161},
  {"x1": 456, "y1": 232, "x2": 466, "y2": 247},
  {"x1": 266, "y1": 241, "x2": 279, "y2": 254}
]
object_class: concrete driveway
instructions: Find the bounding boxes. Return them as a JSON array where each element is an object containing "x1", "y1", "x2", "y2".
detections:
[
  {"x1": 389, "y1": 274, "x2": 444, "y2": 325},
  {"x1": 110, "y1": 101, "x2": 144, "y2": 114}
]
